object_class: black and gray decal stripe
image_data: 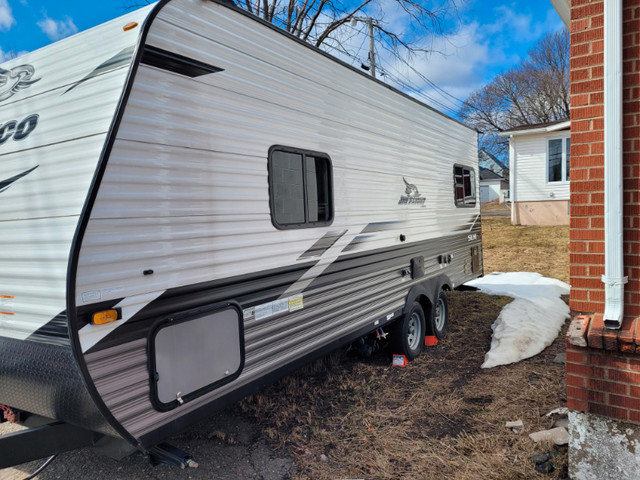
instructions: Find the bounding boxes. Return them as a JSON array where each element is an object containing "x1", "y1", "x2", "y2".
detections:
[
  {"x1": 83, "y1": 231, "x2": 480, "y2": 353},
  {"x1": 306, "y1": 230, "x2": 482, "y2": 292},
  {"x1": 340, "y1": 220, "x2": 406, "y2": 252},
  {"x1": 0, "y1": 165, "x2": 38, "y2": 193},
  {"x1": 24, "y1": 310, "x2": 69, "y2": 345},
  {"x1": 141, "y1": 45, "x2": 224, "y2": 77},
  {"x1": 297, "y1": 230, "x2": 347, "y2": 259},
  {"x1": 79, "y1": 290, "x2": 165, "y2": 353},
  {"x1": 342, "y1": 234, "x2": 375, "y2": 252},
  {"x1": 454, "y1": 214, "x2": 482, "y2": 232},
  {"x1": 80, "y1": 226, "x2": 480, "y2": 354},
  {"x1": 82, "y1": 260, "x2": 317, "y2": 355},
  {"x1": 468, "y1": 213, "x2": 481, "y2": 232},
  {"x1": 360, "y1": 221, "x2": 406, "y2": 233},
  {"x1": 64, "y1": 47, "x2": 136, "y2": 94}
]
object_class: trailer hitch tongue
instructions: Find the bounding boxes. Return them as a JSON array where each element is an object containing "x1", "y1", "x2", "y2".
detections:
[{"x1": 148, "y1": 442, "x2": 199, "y2": 469}]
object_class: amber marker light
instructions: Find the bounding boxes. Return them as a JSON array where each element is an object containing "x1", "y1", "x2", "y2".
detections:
[
  {"x1": 91, "y1": 309, "x2": 121, "y2": 325},
  {"x1": 123, "y1": 22, "x2": 138, "y2": 31}
]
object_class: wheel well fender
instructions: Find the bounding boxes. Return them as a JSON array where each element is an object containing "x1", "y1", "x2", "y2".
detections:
[{"x1": 403, "y1": 274, "x2": 452, "y2": 318}]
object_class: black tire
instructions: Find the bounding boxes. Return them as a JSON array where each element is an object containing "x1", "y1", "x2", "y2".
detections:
[
  {"x1": 389, "y1": 302, "x2": 425, "y2": 361},
  {"x1": 427, "y1": 289, "x2": 449, "y2": 339}
]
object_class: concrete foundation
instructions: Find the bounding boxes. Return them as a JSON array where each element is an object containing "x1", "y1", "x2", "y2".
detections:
[
  {"x1": 512, "y1": 200, "x2": 569, "y2": 226},
  {"x1": 569, "y1": 411, "x2": 640, "y2": 480}
]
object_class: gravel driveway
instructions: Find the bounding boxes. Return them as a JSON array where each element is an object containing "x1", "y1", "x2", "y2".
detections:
[{"x1": 0, "y1": 409, "x2": 295, "y2": 480}]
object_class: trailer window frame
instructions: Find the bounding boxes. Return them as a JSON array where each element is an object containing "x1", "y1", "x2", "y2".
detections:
[
  {"x1": 453, "y1": 164, "x2": 477, "y2": 207},
  {"x1": 268, "y1": 145, "x2": 334, "y2": 230}
]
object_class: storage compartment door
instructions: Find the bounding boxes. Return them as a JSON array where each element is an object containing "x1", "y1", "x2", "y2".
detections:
[{"x1": 149, "y1": 302, "x2": 244, "y2": 411}]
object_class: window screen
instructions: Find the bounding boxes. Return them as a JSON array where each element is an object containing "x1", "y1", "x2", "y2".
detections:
[
  {"x1": 269, "y1": 147, "x2": 333, "y2": 228},
  {"x1": 454, "y1": 165, "x2": 476, "y2": 207}
]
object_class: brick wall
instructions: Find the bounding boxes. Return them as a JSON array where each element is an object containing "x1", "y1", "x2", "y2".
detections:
[
  {"x1": 568, "y1": 0, "x2": 640, "y2": 426},
  {"x1": 567, "y1": 340, "x2": 640, "y2": 422},
  {"x1": 569, "y1": 0, "x2": 640, "y2": 317}
]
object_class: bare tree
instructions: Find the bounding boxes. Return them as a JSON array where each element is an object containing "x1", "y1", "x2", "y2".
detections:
[
  {"x1": 124, "y1": 0, "x2": 460, "y2": 72},
  {"x1": 459, "y1": 29, "x2": 569, "y2": 160},
  {"x1": 239, "y1": 0, "x2": 451, "y2": 49}
]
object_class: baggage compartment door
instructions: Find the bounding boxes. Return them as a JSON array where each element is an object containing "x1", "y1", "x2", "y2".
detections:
[{"x1": 148, "y1": 302, "x2": 244, "y2": 411}]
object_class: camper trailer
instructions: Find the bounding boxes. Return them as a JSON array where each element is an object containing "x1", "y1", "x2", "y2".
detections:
[{"x1": 0, "y1": 0, "x2": 482, "y2": 467}]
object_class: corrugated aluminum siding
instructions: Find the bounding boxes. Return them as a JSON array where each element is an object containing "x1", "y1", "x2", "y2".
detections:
[
  {"x1": 79, "y1": 0, "x2": 481, "y2": 442},
  {"x1": 0, "y1": 6, "x2": 154, "y2": 342}
]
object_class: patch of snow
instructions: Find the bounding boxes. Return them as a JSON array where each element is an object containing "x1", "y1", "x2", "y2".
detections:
[{"x1": 464, "y1": 272, "x2": 570, "y2": 369}]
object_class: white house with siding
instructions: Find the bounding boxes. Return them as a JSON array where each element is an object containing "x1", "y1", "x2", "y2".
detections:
[
  {"x1": 499, "y1": 119, "x2": 570, "y2": 225},
  {"x1": 479, "y1": 168, "x2": 508, "y2": 204}
]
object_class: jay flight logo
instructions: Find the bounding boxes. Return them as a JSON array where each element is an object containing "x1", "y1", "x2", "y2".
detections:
[
  {"x1": 0, "y1": 65, "x2": 41, "y2": 103},
  {"x1": 398, "y1": 177, "x2": 426, "y2": 206}
]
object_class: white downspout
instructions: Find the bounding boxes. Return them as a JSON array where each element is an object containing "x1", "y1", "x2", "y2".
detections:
[
  {"x1": 509, "y1": 136, "x2": 515, "y2": 224},
  {"x1": 602, "y1": 0, "x2": 626, "y2": 329}
]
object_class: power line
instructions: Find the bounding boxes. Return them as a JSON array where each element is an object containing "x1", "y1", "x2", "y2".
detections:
[{"x1": 373, "y1": 43, "x2": 460, "y2": 110}]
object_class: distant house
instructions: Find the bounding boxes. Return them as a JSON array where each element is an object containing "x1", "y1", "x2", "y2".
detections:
[
  {"x1": 499, "y1": 119, "x2": 570, "y2": 226},
  {"x1": 479, "y1": 168, "x2": 508, "y2": 204},
  {"x1": 478, "y1": 148, "x2": 508, "y2": 178}
]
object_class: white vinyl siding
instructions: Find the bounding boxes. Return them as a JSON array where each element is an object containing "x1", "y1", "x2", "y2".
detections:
[
  {"x1": 480, "y1": 179, "x2": 502, "y2": 203},
  {"x1": 511, "y1": 131, "x2": 570, "y2": 203}
]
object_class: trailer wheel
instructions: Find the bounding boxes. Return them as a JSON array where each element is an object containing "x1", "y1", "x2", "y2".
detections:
[
  {"x1": 429, "y1": 289, "x2": 449, "y2": 339},
  {"x1": 390, "y1": 302, "x2": 425, "y2": 361}
]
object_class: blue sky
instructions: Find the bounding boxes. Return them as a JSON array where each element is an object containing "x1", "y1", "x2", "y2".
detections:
[{"x1": 0, "y1": 0, "x2": 564, "y2": 114}]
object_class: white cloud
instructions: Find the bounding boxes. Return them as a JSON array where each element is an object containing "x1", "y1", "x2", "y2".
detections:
[
  {"x1": 316, "y1": 1, "x2": 565, "y2": 116},
  {"x1": 37, "y1": 16, "x2": 78, "y2": 42},
  {"x1": 0, "y1": 0, "x2": 15, "y2": 31},
  {"x1": 371, "y1": 4, "x2": 564, "y2": 114},
  {"x1": 0, "y1": 47, "x2": 28, "y2": 63},
  {"x1": 485, "y1": 5, "x2": 563, "y2": 44},
  {"x1": 374, "y1": 21, "x2": 495, "y2": 113}
]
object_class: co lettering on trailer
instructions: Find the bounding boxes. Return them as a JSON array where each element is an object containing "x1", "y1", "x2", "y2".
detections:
[{"x1": 0, "y1": 114, "x2": 39, "y2": 145}]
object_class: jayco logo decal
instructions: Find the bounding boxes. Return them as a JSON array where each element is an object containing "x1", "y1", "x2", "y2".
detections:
[
  {"x1": 0, "y1": 65, "x2": 41, "y2": 103},
  {"x1": 398, "y1": 177, "x2": 426, "y2": 206},
  {"x1": 0, "y1": 114, "x2": 39, "y2": 145}
]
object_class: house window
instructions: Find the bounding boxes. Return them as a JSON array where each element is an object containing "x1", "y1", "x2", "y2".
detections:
[
  {"x1": 269, "y1": 146, "x2": 333, "y2": 229},
  {"x1": 548, "y1": 137, "x2": 570, "y2": 183},
  {"x1": 454, "y1": 165, "x2": 476, "y2": 207}
]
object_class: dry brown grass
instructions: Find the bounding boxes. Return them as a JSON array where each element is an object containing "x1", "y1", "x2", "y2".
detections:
[
  {"x1": 235, "y1": 218, "x2": 570, "y2": 480},
  {"x1": 482, "y1": 216, "x2": 570, "y2": 284},
  {"x1": 481, "y1": 199, "x2": 511, "y2": 213}
]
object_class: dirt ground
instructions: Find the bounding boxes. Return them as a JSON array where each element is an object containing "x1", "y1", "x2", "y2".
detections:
[
  {"x1": 236, "y1": 295, "x2": 568, "y2": 479},
  {"x1": 481, "y1": 199, "x2": 512, "y2": 214},
  {"x1": 482, "y1": 216, "x2": 569, "y2": 283},
  {"x1": 230, "y1": 216, "x2": 571, "y2": 479},
  {"x1": 0, "y1": 216, "x2": 570, "y2": 480},
  {"x1": 231, "y1": 216, "x2": 570, "y2": 479}
]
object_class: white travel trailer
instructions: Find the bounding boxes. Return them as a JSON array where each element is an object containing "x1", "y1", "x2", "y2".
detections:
[{"x1": 0, "y1": 0, "x2": 482, "y2": 467}]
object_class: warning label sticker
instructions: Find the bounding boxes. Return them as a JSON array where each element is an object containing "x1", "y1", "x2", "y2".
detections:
[
  {"x1": 244, "y1": 294, "x2": 305, "y2": 321},
  {"x1": 288, "y1": 294, "x2": 304, "y2": 312}
]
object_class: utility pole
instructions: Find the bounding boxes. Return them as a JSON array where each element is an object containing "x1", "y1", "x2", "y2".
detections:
[
  {"x1": 351, "y1": 17, "x2": 376, "y2": 78},
  {"x1": 367, "y1": 18, "x2": 376, "y2": 78}
]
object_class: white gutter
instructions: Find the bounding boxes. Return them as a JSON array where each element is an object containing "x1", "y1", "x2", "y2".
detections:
[
  {"x1": 498, "y1": 120, "x2": 571, "y2": 138},
  {"x1": 550, "y1": 0, "x2": 570, "y2": 28},
  {"x1": 603, "y1": 0, "x2": 626, "y2": 329}
]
